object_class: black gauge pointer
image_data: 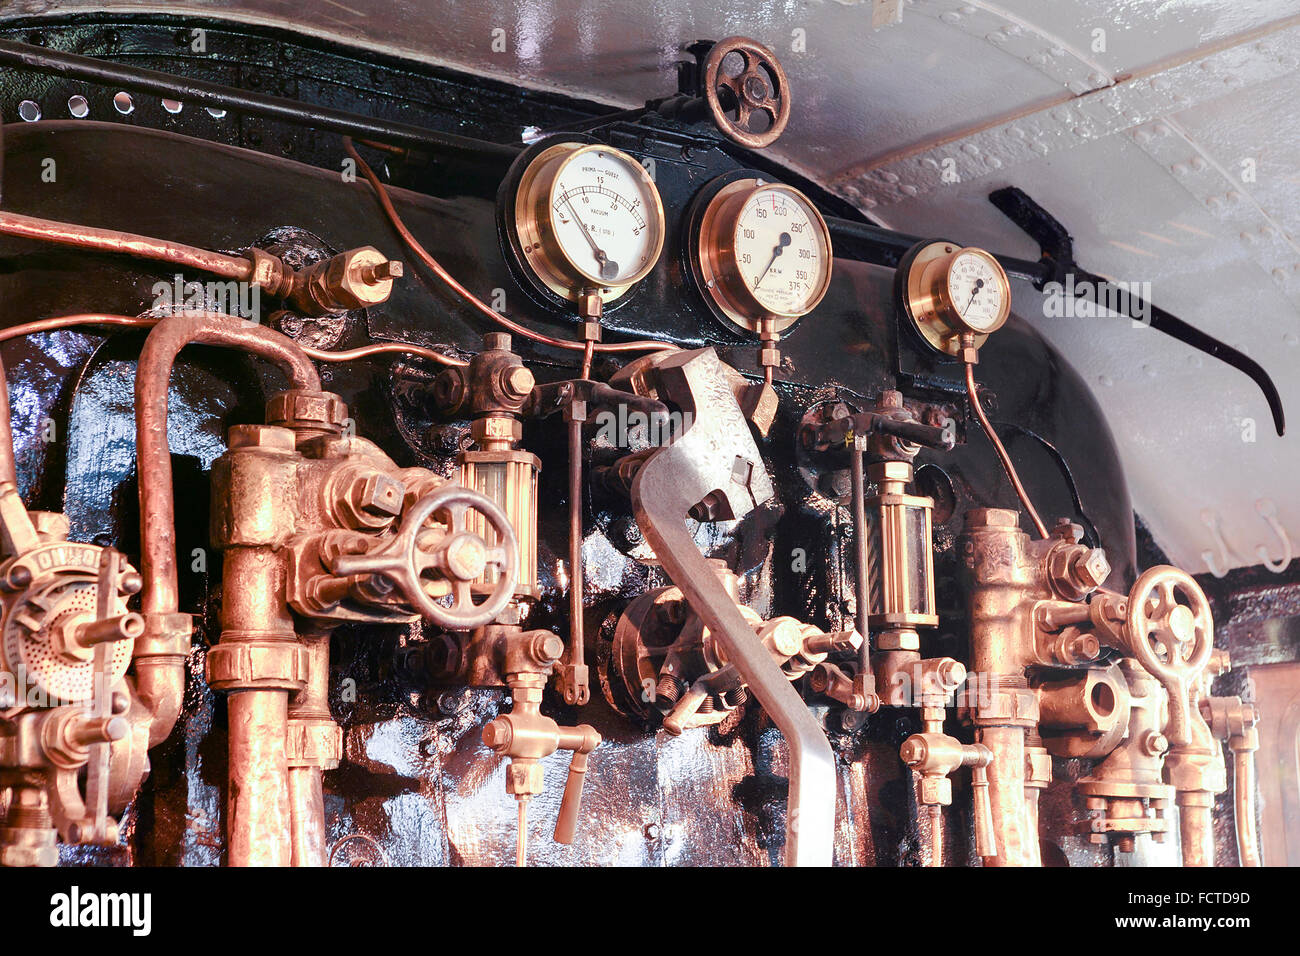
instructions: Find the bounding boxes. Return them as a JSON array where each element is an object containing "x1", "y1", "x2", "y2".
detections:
[
  {"x1": 962, "y1": 277, "x2": 985, "y2": 317},
  {"x1": 564, "y1": 195, "x2": 620, "y2": 281},
  {"x1": 753, "y1": 232, "x2": 792, "y2": 289}
]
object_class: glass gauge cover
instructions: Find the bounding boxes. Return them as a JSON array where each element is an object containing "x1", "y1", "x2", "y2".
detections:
[
  {"x1": 691, "y1": 177, "x2": 833, "y2": 333},
  {"x1": 510, "y1": 142, "x2": 665, "y2": 303}
]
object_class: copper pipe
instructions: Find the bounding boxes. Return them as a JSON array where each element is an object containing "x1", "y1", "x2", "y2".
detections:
[
  {"x1": 301, "y1": 340, "x2": 466, "y2": 368},
  {"x1": 227, "y1": 689, "x2": 293, "y2": 866},
  {"x1": 977, "y1": 725, "x2": 1035, "y2": 866},
  {"x1": 133, "y1": 657, "x2": 187, "y2": 748},
  {"x1": 963, "y1": 357, "x2": 1049, "y2": 539},
  {"x1": 568, "y1": 415, "x2": 585, "y2": 700},
  {"x1": 1234, "y1": 747, "x2": 1261, "y2": 867},
  {"x1": 136, "y1": 312, "x2": 319, "y2": 618},
  {"x1": 288, "y1": 634, "x2": 333, "y2": 867},
  {"x1": 0, "y1": 209, "x2": 253, "y2": 280},
  {"x1": 288, "y1": 767, "x2": 327, "y2": 868},
  {"x1": 1025, "y1": 787, "x2": 1042, "y2": 866},
  {"x1": 1178, "y1": 798, "x2": 1214, "y2": 866},
  {"x1": 0, "y1": 314, "x2": 468, "y2": 366},
  {"x1": 0, "y1": 351, "x2": 17, "y2": 487},
  {"x1": 928, "y1": 804, "x2": 943, "y2": 867},
  {"x1": 343, "y1": 138, "x2": 677, "y2": 358}
]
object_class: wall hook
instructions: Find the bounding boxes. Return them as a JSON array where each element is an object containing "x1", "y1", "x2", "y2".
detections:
[
  {"x1": 1200, "y1": 508, "x2": 1232, "y2": 579},
  {"x1": 1255, "y1": 498, "x2": 1292, "y2": 574}
]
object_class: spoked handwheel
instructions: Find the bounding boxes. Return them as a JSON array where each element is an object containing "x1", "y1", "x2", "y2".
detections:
[
  {"x1": 332, "y1": 485, "x2": 518, "y2": 631},
  {"x1": 1124, "y1": 565, "x2": 1213, "y2": 682},
  {"x1": 703, "y1": 36, "x2": 791, "y2": 149}
]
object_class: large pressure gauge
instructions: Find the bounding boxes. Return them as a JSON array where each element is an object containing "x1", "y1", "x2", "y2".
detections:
[
  {"x1": 689, "y1": 176, "x2": 833, "y2": 333},
  {"x1": 507, "y1": 141, "x2": 665, "y2": 303},
  {"x1": 896, "y1": 240, "x2": 1011, "y2": 356}
]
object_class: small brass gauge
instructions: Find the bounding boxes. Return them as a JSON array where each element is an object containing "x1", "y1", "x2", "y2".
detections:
[
  {"x1": 690, "y1": 176, "x2": 833, "y2": 333},
  {"x1": 898, "y1": 241, "x2": 1011, "y2": 356},
  {"x1": 510, "y1": 141, "x2": 665, "y2": 303}
]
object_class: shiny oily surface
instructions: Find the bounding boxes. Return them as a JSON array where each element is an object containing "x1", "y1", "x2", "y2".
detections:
[{"x1": 732, "y1": 185, "x2": 831, "y2": 317}]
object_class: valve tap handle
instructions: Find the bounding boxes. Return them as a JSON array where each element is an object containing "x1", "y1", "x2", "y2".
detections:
[
  {"x1": 971, "y1": 762, "x2": 996, "y2": 859},
  {"x1": 553, "y1": 724, "x2": 600, "y2": 845},
  {"x1": 554, "y1": 750, "x2": 591, "y2": 846}
]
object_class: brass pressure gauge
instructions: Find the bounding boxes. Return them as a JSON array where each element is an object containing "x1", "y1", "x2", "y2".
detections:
[
  {"x1": 510, "y1": 141, "x2": 665, "y2": 303},
  {"x1": 897, "y1": 241, "x2": 1011, "y2": 356},
  {"x1": 690, "y1": 176, "x2": 833, "y2": 333}
]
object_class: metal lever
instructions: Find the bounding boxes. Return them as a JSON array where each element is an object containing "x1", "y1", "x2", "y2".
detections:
[
  {"x1": 629, "y1": 348, "x2": 836, "y2": 866},
  {"x1": 554, "y1": 749, "x2": 592, "y2": 845}
]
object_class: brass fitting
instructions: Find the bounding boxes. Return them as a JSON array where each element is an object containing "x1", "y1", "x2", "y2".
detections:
[{"x1": 287, "y1": 246, "x2": 403, "y2": 315}]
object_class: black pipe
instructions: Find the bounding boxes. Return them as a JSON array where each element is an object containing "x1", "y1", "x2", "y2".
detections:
[
  {"x1": 0, "y1": 38, "x2": 521, "y2": 164},
  {"x1": 825, "y1": 216, "x2": 1049, "y2": 284}
]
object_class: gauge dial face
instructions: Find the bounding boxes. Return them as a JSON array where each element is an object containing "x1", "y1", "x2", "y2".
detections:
[
  {"x1": 691, "y1": 177, "x2": 833, "y2": 332},
  {"x1": 898, "y1": 241, "x2": 1010, "y2": 356},
  {"x1": 510, "y1": 142, "x2": 665, "y2": 303},
  {"x1": 946, "y1": 250, "x2": 1007, "y2": 333},
  {"x1": 732, "y1": 187, "x2": 831, "y2": 316},
  {"x1": 549, "y1": 148, "x2": 661, "y2": 286}
]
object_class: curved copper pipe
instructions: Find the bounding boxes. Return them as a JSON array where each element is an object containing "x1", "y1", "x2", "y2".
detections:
[
  {"x1": 963, "y1": 358, "x2": 1049, "y2": 539},
  {"x1": 135, "y1": 312, "x2": 319, "y2": 617},
  {"x1": 343, "y1": 138, "x2": 677, "y2": 357},
  {"x1": 0, "y1": 351, "x2": 17, "y2": 487},
  {"x1": 1235, "y1": 746, "x2": 1262, "y2": 866},
  {"x1": 0, "y1": 313, "x2": 468, "y2": 366},
  {"x1": 0, "y1": 209, "x2": 253, "y2": 280}
]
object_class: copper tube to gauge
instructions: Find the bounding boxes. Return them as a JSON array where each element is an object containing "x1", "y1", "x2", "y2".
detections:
[{"x1": 459, "y1": 449, "x2": 540, "y2": 600}]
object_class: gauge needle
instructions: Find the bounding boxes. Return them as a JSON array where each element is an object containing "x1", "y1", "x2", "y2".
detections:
[
  {"x1": 962, "y1": 278, "x2": 985, "y2": 317},
  {"x1": 753, "y1": 232, "x2": 791, "y2": 289},
  {"x1": 564, "y1": 195, "x2": 619, "y2": 280}
]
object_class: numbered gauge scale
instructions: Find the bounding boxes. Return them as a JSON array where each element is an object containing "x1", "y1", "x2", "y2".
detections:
[
  {"x1": 895, "y1": 240, "x2": 1011, "y2": 357},
  {"x1": 503, "y1": 140, "x2": 665, "y2": 305},
  {"x1": 687, "y1": 175, "x2": 833, "y2": 333}
]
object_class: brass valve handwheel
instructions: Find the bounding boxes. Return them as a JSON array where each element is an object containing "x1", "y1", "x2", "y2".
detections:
[
  {"x1": 703, "y1": 37, "x2": 791, "y2": 149},
  {"x1": 333, "y1": 485, "x2": 518, "y2": 631},
  {"x1": 1124, "y1": 566, "x2": 1213, "y2": 683}
]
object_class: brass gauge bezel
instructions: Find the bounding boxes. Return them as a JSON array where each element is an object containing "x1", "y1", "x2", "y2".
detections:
[
  {"x1": 511, "y1": 142, "x2": 665, "y2": 304},
  {"x1": 690, "y1": 176, "x2": 833, "y2": 334},
  {"x1": 898, "y1": 241, "x2": 1011, "y2": 356}
]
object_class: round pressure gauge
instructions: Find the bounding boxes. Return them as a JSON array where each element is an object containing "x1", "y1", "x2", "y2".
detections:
[
  {"x1": 896, "y1": 240, "x2": 1010, "y2": 356},
  {"x1": 507, "y1": 141, "x2": 665, "y2": 303},
  {"x1": 689, "y1": 175, "x2": 833, "y2": 333}
]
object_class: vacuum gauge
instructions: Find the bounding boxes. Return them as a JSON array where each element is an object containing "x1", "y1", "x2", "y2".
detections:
[
  {"x1": 509, "y1": 141, "x2": 664, "y2": 303},
  {"x1": 897, "y1": 241, "x2": 1010, "y2": 356},
  {"x1": 690, "y1": 177, "x2": 832, "y2": 333}
]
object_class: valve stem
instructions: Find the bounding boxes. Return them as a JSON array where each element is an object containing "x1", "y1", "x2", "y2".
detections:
[{"x1": 516, "y1": 795, "x2": 530, "y2": 867}]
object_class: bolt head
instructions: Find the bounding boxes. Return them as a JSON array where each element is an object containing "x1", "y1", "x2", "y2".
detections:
[
  {"x1": 1078, "y1": 548, "x2": 1111, "y2": 588},
  {"x1": 502, "y1": 365, "x2": 536, "y2": 400},
  {"x1": 443, "y1": 533, "x2": 488, "y2": 581},
  {"x1": 481, "y1": 719, "x2": 511, "y2": 750}
]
